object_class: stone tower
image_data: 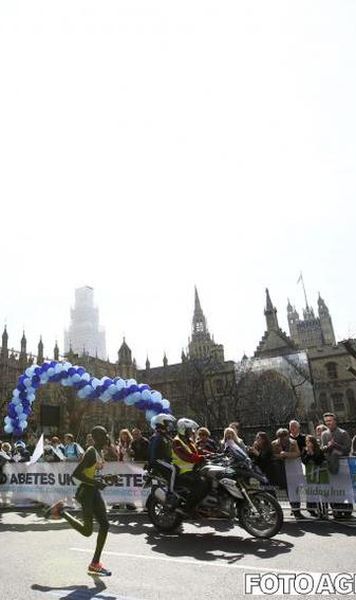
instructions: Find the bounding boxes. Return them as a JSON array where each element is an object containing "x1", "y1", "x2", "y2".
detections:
[
  {"x1": 287, "y1": 292, "x2": 336, "y2": 349},
  {"x1": 318, "y1": 293, "x2": 336, "y2": 345},
  {"x1": 187, "y1": 287, "x2": 224, "y2": 361},
  {"x1": 64, "y1": 286, "x2": 106, "y2": 360}
]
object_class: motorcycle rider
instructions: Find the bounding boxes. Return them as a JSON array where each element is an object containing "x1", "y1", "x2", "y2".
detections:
[
  {"x1": 147, "y1": 413, "x2": 177, "y2": 496},
  {"x1": 172, "y1": 418, "x2": 210, "y2": 515}
]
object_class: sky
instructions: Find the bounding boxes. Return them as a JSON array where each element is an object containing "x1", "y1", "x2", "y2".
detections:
[{"x1": 0, "y1": 1, "x2": 355, "y2": 369}]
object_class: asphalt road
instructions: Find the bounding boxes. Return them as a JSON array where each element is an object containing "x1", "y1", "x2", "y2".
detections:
[{"x1": 1, "y1": 509, "x2": 355, "y2": 600}]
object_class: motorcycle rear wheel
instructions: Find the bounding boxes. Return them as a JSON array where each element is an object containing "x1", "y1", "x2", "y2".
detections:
[
  {"x1": 238, "y1": 491, "x2": 283, "y2": 538},
  {"x1": 147, "y1": 495, "x2": 183, "y2": 533}
]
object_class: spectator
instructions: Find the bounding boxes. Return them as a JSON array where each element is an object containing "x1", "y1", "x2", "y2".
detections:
[
  {"x1": 131, "y1": 428, "x2": 149, "y2": 462},
  {"x1": 26, "y1": 433, "x2": 38, "y2": 455},
  {"x1": 85, "y1": 433, "x2": 94, "y2": 449},
  {"x1": 315, "y1": 424, "x2": 327, "y2": 444},
  {"x1": 248, "y1": 432, "x2": 275, "y2": 483},
  {"x1": 228, "y1": 421, "x2": 247, "y2": 452},
  {"x1": 320, "y1": 413, "x2": 351, "y2": 471},
  {"x1": 272, "y1": 428, "x2": 302, "y2": 519},
  {"x1": 0, "y1": 441, "x2": 12, "y2": 463},
  {"x1": 196, "y1": 427, "x2": 219, "y2": 454},
  {"x1": 103, "y1": 437, "x2": 119, "y2": 462},
  {"x1": 222, "y1": 427, "x2": 249, "y2": 459},
  {"x1": 301, "y1": 434, "x2": 328, "y2": 518},
  {"x1": 116, "y1": 429, "x2": 134, "y2": 462},
  {"x1": 63, "y1": 434, "x2": 84, "y2": 462},
  {"x1": 116, "y1": 429, "x2": 135, "y2": 510},
  {"x1": 321, "y1": 412, "x2": 352, "y2": 519},
  {"x1": 12, "y1": 441, "x2": 30, "y2": 463},
  {"x1": 51, "y1": 436, "x2": 65, "y2": 460},
  {"x1": 289, "y1": 420, "x2": 306, "y2": 453}
]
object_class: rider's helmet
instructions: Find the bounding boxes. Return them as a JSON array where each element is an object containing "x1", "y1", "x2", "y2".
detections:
[
  {"x1": 177, "y1": 418, "x2": 199, "y2": 438},
  {"x1": 150, "y1": 413, "x2": 176, "y2": 433}
]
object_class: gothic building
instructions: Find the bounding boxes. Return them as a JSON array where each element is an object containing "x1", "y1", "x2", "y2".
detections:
[
  {"x1": 251, "y1": 289, "x2": 356, "y2": 425},
  {"x1": 0, "y1": 287, "x2": 234, "y2": 436},
  {"x1": 1, "y1": 286, "x2": 355, "y2": 439},
  {"x1": 287, "y1": 293, "x2": 336, "y2": 349}
]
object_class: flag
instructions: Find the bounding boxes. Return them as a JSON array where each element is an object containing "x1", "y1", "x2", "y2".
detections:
[
  {"x1": 26, "y1": 433, "x2": 44, "y2": 465},
  {"x1": 297, "y1": 273, "x2": 303, "y2": 284}
]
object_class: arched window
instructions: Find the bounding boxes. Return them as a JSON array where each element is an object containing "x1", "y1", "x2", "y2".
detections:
[
  {"x1": 325, "y1": 362, "x2": 338, "y2": 379},
  {"x1": 331, "y1": 392, "x2": 344, "y2": 413}
]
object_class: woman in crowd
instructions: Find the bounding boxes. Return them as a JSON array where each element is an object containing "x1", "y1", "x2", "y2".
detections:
[
  {"x1": 272, "y1": 428, "x2": 301, "y2": 518},
  {"x1": 248, "y1": 431, "x2": 275, "y2": 483},
  {"x1": 116, "y1": 429, "x2": 134, "y2": 462},
  {"x1": 196, "y1": 427, "x2": 218, "y2": 454},
  {"x1": 116, "y1": 429, "x2": 135, "y2": 510},
  {"x1": 221, "y1": 427, "x2": 249, "y2": 459},
  {"x1": 301, "y1": 434, "x2": 328, "y2": 518},
  {"x1": 315, "y1": 424, "x2": 327, "y2": 445}
]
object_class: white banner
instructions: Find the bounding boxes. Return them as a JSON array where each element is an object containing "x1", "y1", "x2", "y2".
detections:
[
  {"x1": 0, "y1": 462, "x2": 149, "y2": 507},
  {"x1": 285, "y1": 457, "x2": 356, "y2": 504}
]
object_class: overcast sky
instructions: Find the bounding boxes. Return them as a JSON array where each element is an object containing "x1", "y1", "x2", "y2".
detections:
[{"x1": 0, "y1": 1, "x2": 355, "y2": 369}]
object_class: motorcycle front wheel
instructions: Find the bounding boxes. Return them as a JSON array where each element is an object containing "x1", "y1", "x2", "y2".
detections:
[
  {"x1": 238, "y1": 491, "x2": 283, "y2": 538},
  {"x1": 147, "y1": 495, "x2": 183, "y2": 533}
]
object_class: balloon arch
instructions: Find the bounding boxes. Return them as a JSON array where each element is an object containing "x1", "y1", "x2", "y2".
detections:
[{"x1": 3, "y1": 360, "x2": 171, "y2": 436}]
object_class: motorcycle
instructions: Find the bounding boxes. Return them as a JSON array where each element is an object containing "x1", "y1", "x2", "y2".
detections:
[{"x1": 144, "y1": 448, "x2": 283, "y2": 539}]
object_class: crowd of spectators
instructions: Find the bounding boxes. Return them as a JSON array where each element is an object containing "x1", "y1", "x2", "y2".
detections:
[{"x1": 1, "y1": 414, "x2": 355, "y2": 519}]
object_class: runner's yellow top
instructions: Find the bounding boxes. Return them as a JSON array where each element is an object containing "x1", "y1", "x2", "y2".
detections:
[{"x1": 82, "y1": 447, "x2": 104, "y2": 482}]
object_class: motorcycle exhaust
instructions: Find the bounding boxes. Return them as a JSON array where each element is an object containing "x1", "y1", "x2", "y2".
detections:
[{"x1": 153, "y1": 487, "x2": 167, "y2": 504}]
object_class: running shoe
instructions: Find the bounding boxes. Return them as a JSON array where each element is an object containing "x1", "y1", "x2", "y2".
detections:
[
  {"x1": 44, "y1": 501, "x2": 64, "y2": 520},
  {"x1": 88, "y1": 562, "x2": 112, "y2": 577}
]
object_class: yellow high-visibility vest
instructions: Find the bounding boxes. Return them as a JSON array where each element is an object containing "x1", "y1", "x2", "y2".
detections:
[{"x1": 172, "y1": 436, "x2": 197, "y2": 474}]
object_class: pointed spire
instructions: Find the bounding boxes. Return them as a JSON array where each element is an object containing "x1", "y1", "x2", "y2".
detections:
[
  {"x1": 118, "y1": 337, "x2": 132, "y2": 365},
  {"x1": 2, "y1": 325, "x2": 8, "y2": 348},
  {"x1": 146, "y1": 356, "x2": 150, "y2": 371},
  {"x1": 192, "y1": 286, "x2": 209, "y2": 338},
  {"x1": 318, "y1": 292, "x2": 329, "y2": 314},
  {"x1": 163, "y1": 352, "x2": 168, "y2": 367},
  {"x1": 38, "y1": 336, "x2": 44, "y2": 363},
  {"x1": 265, "y1": 288, "x2": 274, "y2": 312},
  {"x1": 1, "y1": 325, "x2": 8, "y2": 359},
  {"x1": 264, "y1": 289, "x2": 279, "y2": 332},
  {"x1": 20, "y1": 330, "x2": 27, "y2": 354},
  {"x1": 194, "y1": 285, "x2": 202, "y2": 313},
  {"x1": 54, "y1": 340, "x2": 59, "y2": 361}
]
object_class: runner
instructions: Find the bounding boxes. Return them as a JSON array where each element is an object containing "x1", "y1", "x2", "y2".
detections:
[{"x1": 45, "y1": 425, "x2": 111, "y2": 576}]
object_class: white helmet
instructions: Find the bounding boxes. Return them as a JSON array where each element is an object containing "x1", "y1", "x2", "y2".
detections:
[
  {"x1": 150, "y1": 413, "x2": 176, "y2": 432},
  {"x1": 177, "y1": 418, "x2": 199, "y2": 436}
]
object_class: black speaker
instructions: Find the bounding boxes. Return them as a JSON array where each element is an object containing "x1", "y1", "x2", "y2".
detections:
[{"x1": 40, "y1": 405, "x2": 60, "y2": 427}]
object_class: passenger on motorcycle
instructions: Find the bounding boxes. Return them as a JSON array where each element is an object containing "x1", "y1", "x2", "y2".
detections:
[
  {"x1": 172, "y1": 418, "x2": 210, "y2": 515},
  {"x1": 147, "y1": 413, "x2": 177, "y2": 495}
]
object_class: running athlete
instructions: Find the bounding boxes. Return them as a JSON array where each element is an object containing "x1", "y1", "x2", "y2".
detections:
[{"x1": 46, "y1": 425, "x2": 111, "y2": 576}]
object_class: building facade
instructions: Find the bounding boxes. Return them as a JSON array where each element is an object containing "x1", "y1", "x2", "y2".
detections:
[{"x1": 1, "y1": 286, "x2": 355, "y2": 440}]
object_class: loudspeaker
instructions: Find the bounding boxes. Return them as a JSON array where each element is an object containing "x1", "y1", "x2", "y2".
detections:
[{"x1": 40, "y1": 405, "x2": 60, "y2": 427}]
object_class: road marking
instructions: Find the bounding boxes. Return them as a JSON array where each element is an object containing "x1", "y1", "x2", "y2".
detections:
[{"x1": 70, "y1": 547, "x2": 308, "y2": 575}]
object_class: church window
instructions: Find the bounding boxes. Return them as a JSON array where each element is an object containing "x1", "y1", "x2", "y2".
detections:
[
  {"x1": 331, "y1": 393, "x2": 344, "y2": 413},
  {"x1": 325, "y1": 362, "x2": 338, "y2": 379}
]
